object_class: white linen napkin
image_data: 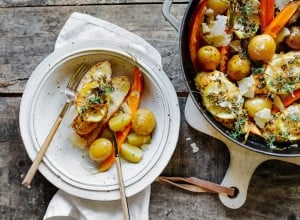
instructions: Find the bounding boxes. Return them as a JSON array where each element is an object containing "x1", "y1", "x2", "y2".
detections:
[{"x1": 44, "y1": 12, "x2": 162, "y2": 220}]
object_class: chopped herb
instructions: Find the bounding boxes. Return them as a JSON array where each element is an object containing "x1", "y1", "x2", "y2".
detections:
[
  {"x1": 89, "y1": 96, "x2": 102, "y2": 104},
  {"x1": 265, "y1": 134, "x2": 276, "y2": 148},
  {"x1": 282, "y1": 82, "x2": 295, "y2": 94},
  {"x1": 80, "y1": 105, "x2": 89, "y2": 113},
  {"x1": 280, "y1": 130, "x2": 289, "y2": 139},
  {"x1": 252, "y1": 67, "x2": 264, "y2": 74}
]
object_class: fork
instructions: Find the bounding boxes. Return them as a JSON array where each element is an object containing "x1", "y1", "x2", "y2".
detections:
[
  {"x1": 108, "y1": 128, "x2": 130, "y2": 220},
  {"x1": 22, "y1": 63, "x2": 89, "y2": 188}
]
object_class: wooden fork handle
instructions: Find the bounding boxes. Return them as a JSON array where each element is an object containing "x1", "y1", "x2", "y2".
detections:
[
  {"x1": 22, "y1": 113, "x2": 64, "y2": 188},
  {"x1": 115, "y1": 156, "x2": 130, "y2": 220}
]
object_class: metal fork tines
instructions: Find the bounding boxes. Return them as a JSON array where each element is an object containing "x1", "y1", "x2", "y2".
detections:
[{"x1": 22, "y1": 63, "x2": 89, "y2": 188}]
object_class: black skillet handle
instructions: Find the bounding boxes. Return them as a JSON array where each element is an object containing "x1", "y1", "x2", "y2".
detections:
[{"x1": 162, "y1": 0, "x2": 180, "y2": 32}]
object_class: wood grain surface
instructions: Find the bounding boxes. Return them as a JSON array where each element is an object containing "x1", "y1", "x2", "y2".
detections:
[{"x1": 0, "y1": 1, "x2": 300, "y2": 220}]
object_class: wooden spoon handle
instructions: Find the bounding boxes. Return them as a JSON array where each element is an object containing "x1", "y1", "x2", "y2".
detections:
[
  {"x1": 156, "y1": 176, "x2": 235, "y2": 196},
  {"x1": 22, "y1": 115, "x2": 63, "y2": 188}
]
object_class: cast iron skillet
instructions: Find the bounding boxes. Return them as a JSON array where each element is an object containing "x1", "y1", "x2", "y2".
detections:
[{"x1": 163, "y1": 0, "x2": 300, "y2": 157}]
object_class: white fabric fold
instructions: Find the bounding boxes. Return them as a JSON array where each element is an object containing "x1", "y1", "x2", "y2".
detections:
[
  {"x1": 55, "y1": 12, "x2": 161, "y2": 66},
  {"x1": 44, "y1": 12, "x2": 162, "y2": 220},
  {"x1": 44, "y1": 187, "x2": 151, "y2": 220}
]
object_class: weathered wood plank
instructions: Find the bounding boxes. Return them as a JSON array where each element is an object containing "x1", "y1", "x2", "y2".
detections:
[
  {"x1": 0, "y1": 97, "x2": 57, "y2": 219},
  {"x1": 0, "y1": 0, "x2": 188, "y2": 7},
  {"x1": 0, "y1": 4, "x2": 187, "y2": 94},
  {"x1": 1, "y1": 97, "x2": 299, "y2": 219}
]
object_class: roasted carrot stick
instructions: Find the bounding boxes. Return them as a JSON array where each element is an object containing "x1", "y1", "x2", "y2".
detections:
[
  {"x1": 218, "y1": 46, "x2": 231, "y2": 73},
  {"x1": 260, "y1": 0, "x2": 275, "y2": 33},
  {"x1": 281, "y1": 88, "x2": 300, "y2": 107},
  {"x1": 189, "y1": 0, "x2": 208, "y2": 72},
  {"x1": 264, "y1": 1, "x2": 300, "y2": 38},
  {"x1": 127, "y1": 67, "x2": 143, "y2": 113},
  {"x1": 99, "y1": 67, "x2": 143, "y2": 172}
]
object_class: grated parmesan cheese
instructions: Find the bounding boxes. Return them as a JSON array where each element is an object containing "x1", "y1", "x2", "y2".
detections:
[
  {"x1": 202, "y1": 15, "x2": 232, "y2": 47},
  {"x1": 237, "y1": 75, "x2": 255, "y2": 98},
  {"x1": 254, "y1": 108, "x2": 273, "y2": 128},
  {"x1": 287, "y1": 105, "x2": 300, "y2": 115},
  {"x1": 275, "y1": 0, "x2": 292, "y2": 10}
]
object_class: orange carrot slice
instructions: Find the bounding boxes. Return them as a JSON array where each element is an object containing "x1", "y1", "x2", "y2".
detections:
[
  {"x1": 188, "y1": 0, "x2": 208, "y2": 72},
  {"x1": 281, "y1": 88, "x2": 300, "y2": 107},
  {"x1": 218, "y1": 46, "x2": 231, "y2": 73},
  {"x1": 260, "y1": 0, "x2": 275, "y2": 33},
  {"x1": 264, "y1": 1, "x2": 300, "y2": 38},
  {"x1": 127, "y1": 67, "x2": 143, "y2": 114}
]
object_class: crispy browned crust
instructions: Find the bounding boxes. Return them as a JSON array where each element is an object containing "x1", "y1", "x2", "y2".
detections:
[
  {"x1": 85, "y1": 122, "x2": 105, "y2": 147},
  {"x1": 71, "y1": 115, "x2": 99, "y2": 136}
]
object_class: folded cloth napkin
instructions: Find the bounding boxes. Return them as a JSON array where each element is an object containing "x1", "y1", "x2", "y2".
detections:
[{"x1": 44, "y1": 12, "x2": 162, "y2": 220}]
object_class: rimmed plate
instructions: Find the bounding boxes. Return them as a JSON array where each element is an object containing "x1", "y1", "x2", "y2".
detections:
[{"x1": 19, "y1": 40, "x2": 180, "y2": 200}]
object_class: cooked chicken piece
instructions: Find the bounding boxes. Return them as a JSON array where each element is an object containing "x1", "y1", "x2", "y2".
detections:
[
  {"x1": 72, "y1": 115, "x2": 99, "y2": 136},
  {"x1": 194, "y1": 70, "x2": 225, "y2": 94}
]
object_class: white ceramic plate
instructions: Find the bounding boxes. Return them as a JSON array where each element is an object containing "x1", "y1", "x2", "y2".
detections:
[{"x1": 19, "y1": 40, "x2": 180, "y2": 200}]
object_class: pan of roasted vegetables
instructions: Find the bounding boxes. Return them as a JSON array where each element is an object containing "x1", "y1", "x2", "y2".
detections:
[{"x1": 163, "y1": 0, "x2": 300, "y2": 156}]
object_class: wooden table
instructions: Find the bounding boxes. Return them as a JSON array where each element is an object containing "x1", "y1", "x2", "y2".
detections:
[{"x1": 1, "y1": 1, "x2": 299, "y2": 219}]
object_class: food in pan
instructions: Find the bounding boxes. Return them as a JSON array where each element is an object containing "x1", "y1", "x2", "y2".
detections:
[
  {"x1": 69, "y1": 61, "x2": 156, "y2": 171},
  {"x1": 190, "y1": 0, "x2": 300, "y2": 147}
]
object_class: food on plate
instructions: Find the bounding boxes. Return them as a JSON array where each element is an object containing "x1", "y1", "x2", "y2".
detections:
[
  {"x1": 190, "y1": 0, "x2": 300, "y2": 147},
  {"x1": 132, "y1": 108, "x2": 156, "y2": 135},
  {"x1": 69, "y1": 61, "x2": 156, "y2": 171},
  {"x1": 89, "y1": 138, "x2": 113, "y2": 162},
  {"x1": 108, "y1": 113, "x2": 132, "y2": 132},
  {"x1": 121, "y1": 143, "x2": 143, "y2": 163},
  {"x1": 127, "y1": 132, "x2": 151, "y2": 147}
]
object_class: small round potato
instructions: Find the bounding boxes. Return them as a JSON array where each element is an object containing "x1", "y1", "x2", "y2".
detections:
[
  {"x1": 248, "y1": 34, "x2": 276, "y2": 62},
  {"x1": 132, "y1": 108, "x2": 156, "y2": 135},
  {"x1": 197, "y1": 46, "x2": 221, "y2": 71},
  {"x1": 227, "y1": 55, "x2": 251, "y2": 81},
  {"x1": 285, "y1": 26, "x2": 300, "y2": 50},
  {"x1": 127, "y1": 132, "x2": 151, "y2": 147},
  {"x1": 89, "y1": 138, "x2": 113, "y2": 162},
  {"x1": 207, "y1": 0, "x2": 229, "y2": 15}
]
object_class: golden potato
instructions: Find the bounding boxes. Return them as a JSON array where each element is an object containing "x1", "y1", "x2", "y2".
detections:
[
  {"x1": 127, "y1": 132, "x2": 151, "y2": 147},
  {"x1": 89, "y1": 138, "x2": 113, "y2": 162},
  {"x1": 207, "y1": 0, "x2": 229, "y2": 15},
  {"x1": 108, "y1": 113, "x2": 132, "y2": 131},
  {"x1": 244, "y1": 96, "x2": 273, "y2": 118},
  {"x1": 132, "y1": 108, "x2": 156, "y2": 135},
  {"x1": 227, "y1": 55, "x2": 251, "y2": 81},
  {"x1": 248, "y1": 34, "x2": 276, "y2": 62},
  {"x1": 121, "y1": 143, "x2": 143, "y2": 163},
  {"x1": 197, "y1": 46, "x2": 221, "y2": 71}
]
